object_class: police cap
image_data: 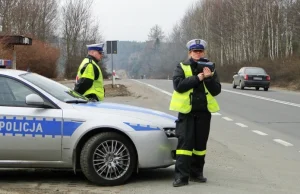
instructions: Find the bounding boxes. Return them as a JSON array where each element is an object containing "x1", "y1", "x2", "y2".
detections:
[
  {"x1": 186, "y1": 39, "x2": 207, "y2": 50},
  {"x1": 86, "y1": 43, "x2": 104, "y2": 53}
]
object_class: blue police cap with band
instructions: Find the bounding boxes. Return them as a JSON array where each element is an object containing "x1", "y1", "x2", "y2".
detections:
[
  {"x1": 86, "y1": 43, "x2": 104, "y2": 53},
  {"x1": 186, "y1": 39, "x2": 207, "y2": 50}
]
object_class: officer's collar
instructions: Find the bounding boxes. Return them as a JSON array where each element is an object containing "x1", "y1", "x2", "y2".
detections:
[
  {"x1": 181, "y1": 58, "x2": 190, "y2": 65},
  {"x1": 87, "y1": 55, "x2": 99, "y2": 63},
  {"x1": 182, "y1": 58, "x2": 197, "y2": 65}
]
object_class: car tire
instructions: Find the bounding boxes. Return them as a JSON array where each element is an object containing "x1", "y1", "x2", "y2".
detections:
[
  {"x1": 232, "y1": 80, "x2": 237, "y2": 89},
  {"x1": 239, "y1": 81, "x2": 244, "y2": 90},
  {"x1": 256, "y1": 87, "x2": 259, "y2": 90},
  {"x1": 264, "y1": 87, "x2": 269, "y2": 91},
  {"x1": 80, "y1": 132, "x2": 137, "y2": 186}
]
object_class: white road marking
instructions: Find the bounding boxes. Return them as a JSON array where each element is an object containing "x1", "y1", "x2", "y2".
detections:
[
  {"x1": 222, "y1": 89, "x2": 300, "y2": 108},
  {"x1": 132, "y1": 80, "x2": 299, "y2": 150},
  {"x1": 146, "y1": 84, "x2": 172, "y2": 96},
  {"x1": 235, "y1": 123, "x2": 248, "y2": 128},
  {"x1": 252, "y1": 130, "x2": 268, "y2": 136},
  {"x1": 273, "y1": 139, "x2": 293, "y2": 147},
  {"x1": 133, "y1": 80, "x2": 222, "y2": 117},
  {"x1": 132, "y1": 81, "x2": 300, "y2": 109},
  {"x1": 131, "y1": 80, "x2": 172, "y2": 96},
  {"x1": 222, "y1": 117, "x2": 233, "y2": 121}
]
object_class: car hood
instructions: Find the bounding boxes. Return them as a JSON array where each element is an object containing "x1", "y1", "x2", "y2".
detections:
[{"x1": 72, "y1": 102, "x2": 177, "y2": 127}]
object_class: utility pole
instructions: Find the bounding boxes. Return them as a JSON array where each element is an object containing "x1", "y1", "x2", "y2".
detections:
[
  {"x1": 111, "y1": 41, "x2": 115, "y2": 85},
  {"x1": 12, "y1": 46, "x2": 16, "y2": 69}
]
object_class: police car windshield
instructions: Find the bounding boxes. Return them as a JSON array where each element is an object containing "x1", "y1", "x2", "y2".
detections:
[{"x1": 20, "y1": 73, "x2": 88, "y2": 103}]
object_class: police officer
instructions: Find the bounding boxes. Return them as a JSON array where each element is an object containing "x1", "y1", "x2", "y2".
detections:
[
  {"x1": 169, "y1": 39, "x2": 221, "y2": 187},
  {"x1": 74, "y1": 43, "x2": 105, "y2": 101}
]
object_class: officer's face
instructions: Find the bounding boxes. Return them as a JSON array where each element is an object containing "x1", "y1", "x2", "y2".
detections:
[
  {"x1": 92, "y1": 50, "x2": 103, "y2": 61},
  {"x1": 97, "y1": 51, "x2": 103, "y2": 60},
  {"x1": 190, "y1": 50, "x2": 205, "y2": 61}
]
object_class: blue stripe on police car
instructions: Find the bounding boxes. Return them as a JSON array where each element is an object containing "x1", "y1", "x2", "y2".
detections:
[
  {"x1": 0, "y1": 116, "x2": 82, "y2": 138},
  {"x1": 124, "y1": 122, "x2": 160, "y2": 131}
]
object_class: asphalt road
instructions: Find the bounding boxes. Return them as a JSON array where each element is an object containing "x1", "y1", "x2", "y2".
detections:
[
  {"x1": 130, "y1": 79, "x2": 300, "y2": 193},
  {"x1": 136, "y1": 79, "x2": 300, "y2": 147},
  {"x1": 1, "y1": 79, "x2": 299, "y2": 194}
]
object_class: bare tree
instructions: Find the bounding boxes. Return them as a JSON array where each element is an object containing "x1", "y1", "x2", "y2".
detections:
[
  {"x1": 61, "y1": 0, "x2": 103, "y2": 78},
  {"x1": 148, "y1": 24, "x2": 165, "y2": 42},
  {"x1": 0, "y1": 0, "x2": 18, "y2": 33},
  {"x1": 0, "y1": 0, "x2": 58, "y2": 41},
  {"x1": 166, "y1": 0, "x2": 300, "y2": 65},
  {"x1": 35, "y1": 0, "x2": 58, "y2": 41}
]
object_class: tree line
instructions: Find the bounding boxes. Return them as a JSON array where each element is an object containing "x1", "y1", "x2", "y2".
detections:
[
  {"x1": 0, "y1": 0, "x2": 108, "y2": 78},
  {"x1": 117, "y1": 0, "x2": 300, "y2": 89},
  {"x1": 1, "y1": 0, "x2": 300, "y2": 89}
]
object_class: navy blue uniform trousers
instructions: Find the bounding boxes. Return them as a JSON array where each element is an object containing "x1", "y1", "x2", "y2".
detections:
[{"x1": 174, "y1": 111, "x2": 212, "y2": 180}]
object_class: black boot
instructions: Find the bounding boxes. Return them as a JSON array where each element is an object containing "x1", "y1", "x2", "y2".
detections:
[
  {"x1": 190, "y1": 172, "x2": 207, "y2": 183},
  {"x1": 173, "y1": 179, "x2": 188, "y2": 187}
]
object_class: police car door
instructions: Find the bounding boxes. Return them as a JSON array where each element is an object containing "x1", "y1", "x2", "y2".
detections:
[{"x1": 0, "y1": 76, "x2": 62, "y2": 161}]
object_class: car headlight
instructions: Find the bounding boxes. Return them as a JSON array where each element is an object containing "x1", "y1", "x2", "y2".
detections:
[{"x1": 163, "y1": 127, "x2": 176, "y2": 138}]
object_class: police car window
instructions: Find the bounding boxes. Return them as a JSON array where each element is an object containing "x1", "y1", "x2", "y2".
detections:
[
  {"x1": 0, "y1": 76, "x2": 38, "y2": 107},
  {"x1": 20, "y1": 73, "x2": 88, "y2": 102}
]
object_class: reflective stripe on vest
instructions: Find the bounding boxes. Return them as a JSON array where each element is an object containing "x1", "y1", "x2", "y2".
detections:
[
  {"x1": 76, "y1": 58, "x2": 104, "y2": 101},
  {"x1": 169, "y1": 63, "x2": 220, "y2": 113}
]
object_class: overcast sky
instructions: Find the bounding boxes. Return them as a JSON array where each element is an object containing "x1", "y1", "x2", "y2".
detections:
[{"x1": 92, "y1": 0, "x2": 198, "y2": 42}]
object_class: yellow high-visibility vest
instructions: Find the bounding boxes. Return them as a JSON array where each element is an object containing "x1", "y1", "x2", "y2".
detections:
[
  {"x1": 76, "y1": 58, "x2": 104, "y2": 101},
  {"x1": 169, "y1": 63, "x2": 220, "y2": 113}
]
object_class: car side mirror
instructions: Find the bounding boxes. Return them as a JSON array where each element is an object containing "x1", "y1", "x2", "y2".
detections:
[{"x1": 26, "y1": 94, "x2": 45, "y2": 106}]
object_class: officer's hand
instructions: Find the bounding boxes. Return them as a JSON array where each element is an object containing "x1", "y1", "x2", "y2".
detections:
[
  {"x1": 197, "y1": 73, "x2": 204, "y2": 81},
  {"x1": 203, "y1": 67, "x2": 212, "y2": 78}
]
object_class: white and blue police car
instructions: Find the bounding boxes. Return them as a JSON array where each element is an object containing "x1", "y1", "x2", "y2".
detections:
[{"x1": 0, "y1": 68, "x2": 177, "y2": 186}]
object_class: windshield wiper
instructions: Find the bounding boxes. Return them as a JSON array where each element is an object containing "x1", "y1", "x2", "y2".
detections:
[{"x1": 65, "y1": 99, "x2": 88, "y2": 104}]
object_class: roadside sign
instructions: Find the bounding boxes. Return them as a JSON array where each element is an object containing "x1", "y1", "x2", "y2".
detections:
[{"x1": 106, "y1": 41, "x2": 118, "y2": 54}]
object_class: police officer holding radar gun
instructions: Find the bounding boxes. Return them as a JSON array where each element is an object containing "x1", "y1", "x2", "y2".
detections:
[
  {"x1": 169, "y1": 39, "x2": 221, "y2": 187},
  {"x1": 74, "y1": 43, "x2": 105, "y2": 101}
]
